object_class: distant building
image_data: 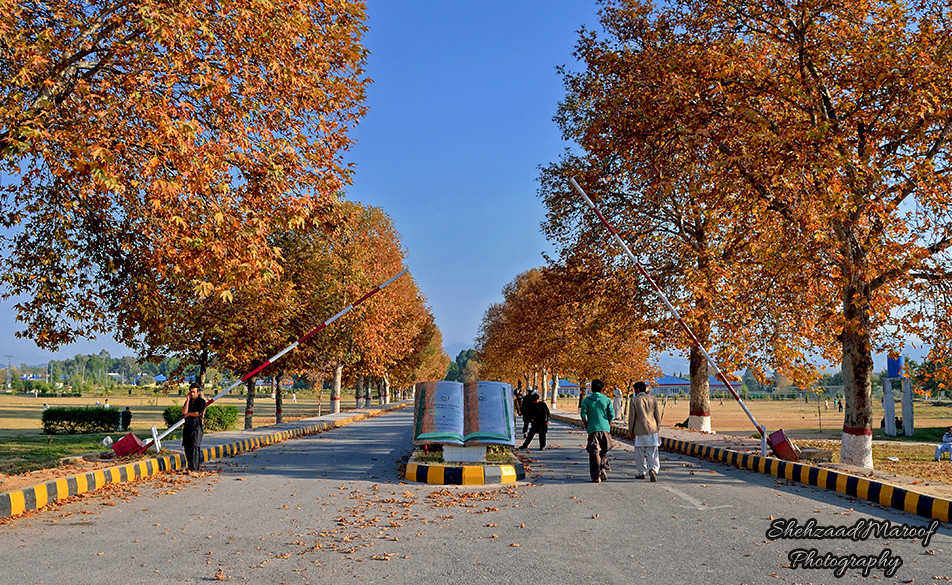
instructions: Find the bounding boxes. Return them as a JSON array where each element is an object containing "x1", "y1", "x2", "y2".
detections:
[
  {"x1": 651, "y1": 375, "x2": 738, "y2": 396},
  {"x1": 652, "y1": 375, "x2": 690, "y2": 396},
  {"x1": 558, "y1": 379, "x2": 579, "y2": 396},
  {"x1": 554, "y1": 375, "x2": 740, "y2": 398}
]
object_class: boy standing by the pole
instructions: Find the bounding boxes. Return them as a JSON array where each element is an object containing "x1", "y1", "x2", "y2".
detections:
[{"x1": 182, "y1": 383, "x2": 207, "y2": 475}]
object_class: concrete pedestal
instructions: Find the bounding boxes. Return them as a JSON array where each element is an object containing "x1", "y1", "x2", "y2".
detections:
[{"x1": 443, "y1": 445, "x2": 485, "y2": 463}]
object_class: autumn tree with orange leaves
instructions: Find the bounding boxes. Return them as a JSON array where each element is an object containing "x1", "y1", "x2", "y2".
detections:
[
  {"x1": 478, "y1": 264, "x2": 656, "y2": 404},
  {"x1": 0, "y1": 0, "x2": 369, "y2": 351},
  {"x1": 545, "y1": 0, "x2": 952, "y2": 467},
  {"x1": 274, "y1": 203, "x2": 445, "y2": 413},
  {"x1": 340, "y1": 205, "x2": 436, "y2": 405},
  {"x1": 389, "y1": 312, "x2": 451, "y2": 396}
]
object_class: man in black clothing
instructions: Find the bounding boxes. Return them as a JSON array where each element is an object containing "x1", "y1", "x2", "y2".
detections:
[
  {"x1": 120, "y1": 407, "x2": 132, "y2": 431},
  {"x1": 519, "y1": 393, "x2": 550, "y2": 450},
  {"x1": 521, "y1": 388, "x2": 536, "y2": 438},
  {"x1": 182, "y1": 383, "x2": 207, "y2": 474}
]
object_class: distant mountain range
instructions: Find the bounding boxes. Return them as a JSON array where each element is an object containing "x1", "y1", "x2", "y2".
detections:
[{"x1": 444, "y1": 342, "x2": 472, "y2": 360}]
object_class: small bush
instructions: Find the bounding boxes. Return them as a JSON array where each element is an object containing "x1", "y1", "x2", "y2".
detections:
[
  {"x1": 162, "y1": 405, "x2": 184, "y2": 428},
  {"x1": 42, "y1": 407, "x2": 121, "y2": 435},
  {"x1": 162, "y1": 404, "x2": 238, "y2": 432},
  {"x1": 204, "y1": 405, "x2": 238, "y2": 431}
]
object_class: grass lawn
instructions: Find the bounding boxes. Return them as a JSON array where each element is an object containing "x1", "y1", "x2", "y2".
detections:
[
  {"x1": 409, "y1": 446, "x2": 519, "y2": 465},
  {"x1": 655, "y1": 395, "x2": 952, "y2": 440},
  {"x1": 797, "y1": 437, "x2": 952, "y2": 486},
  {"x1": 647, "y1": 395, "x2": 952, "y2": 484},
  {"x1": 0, "y1": 433, "x2": 118, "y2": 475},
  {"x1": 0, "y1": 391, "x2": 363, "y2": 475}
]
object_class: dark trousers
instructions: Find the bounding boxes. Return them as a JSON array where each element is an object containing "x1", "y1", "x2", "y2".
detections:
[
  {"x1": 523, "y1": 416, "x2": 532, "y2": 436},
  {"x1": 183, "y1": 425, "x2": 203, "y2": 471},
  {"x1": 586, "y1": 431, "x2": 612, "y2": 481},
  {"x1": 520, "y1": 424, "x2": 547, "y2": 450}
]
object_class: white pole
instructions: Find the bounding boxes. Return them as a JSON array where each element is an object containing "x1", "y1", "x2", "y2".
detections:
[
  {"x1": 144, "y1": 269, "x2": 410, "y2": 448},
  {"x1": 570, "y1": 178, "x2": 768, "y2": 454}
]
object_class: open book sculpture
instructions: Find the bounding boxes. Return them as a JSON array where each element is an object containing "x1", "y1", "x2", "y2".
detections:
[{"x1": 412, "y1": 381, "x2": 516, "y2": 446}]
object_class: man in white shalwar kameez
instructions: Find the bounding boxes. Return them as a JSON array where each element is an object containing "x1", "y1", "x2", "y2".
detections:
[
  {"x1": 628, "y1": 381, "x2": 662, "y2": 481},
  {"x1": 613, "y1": 388, "x2": 623, "y2": 421},
  {"x1": 935, "y1": 427, "x2": 952, "y2": 461}
]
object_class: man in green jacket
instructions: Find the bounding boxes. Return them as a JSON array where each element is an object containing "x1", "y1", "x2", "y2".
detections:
[{"x1": 580, "y1": 379, "x2": 615, "y2": 483}]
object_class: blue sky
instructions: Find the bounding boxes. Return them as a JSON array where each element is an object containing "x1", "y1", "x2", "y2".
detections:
[
  {"x1": 0, "y1": 1, "x2": 927, "y2": 375},
  {"x1": 346, "y1": 1, "x2": 601, "y2": 359},
  {"x1": 0, "y1": 1, "x2": 607, "y2": 368}
]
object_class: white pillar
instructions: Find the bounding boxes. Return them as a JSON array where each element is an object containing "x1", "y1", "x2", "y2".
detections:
[
  {"x1": 884, "y1": 379, "x2": 897, "y2": 437},
  {"x1": 901, "y1": 377, "x2": 914, "y2": 437}
]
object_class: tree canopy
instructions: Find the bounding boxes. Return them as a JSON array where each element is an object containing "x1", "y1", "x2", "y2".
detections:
[
  {"x1": 539, "y1": 0, "x2": 952, "y2": 467},
  {"x1": 0, "y1": 0, "x2": 370, "y2": 348},
  {"x1": 477, "y1": 264, "x2": 657, "y2": 392}
]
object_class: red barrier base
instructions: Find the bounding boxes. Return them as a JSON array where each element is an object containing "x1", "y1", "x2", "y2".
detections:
[
  {"x1": 112, "y1": 432, "x2": 145, "y2": 457},
  {"x1": 768, "y1": 429, "x2": 800, "y2": 462}
]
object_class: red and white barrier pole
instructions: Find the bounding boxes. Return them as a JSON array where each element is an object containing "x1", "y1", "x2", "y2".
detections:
[
  {"x1": 569, "y1": 178, "x2": 769, "y2": 452},
  {"x1": 147, "y1": 268, "x2": 410, "y2": 447}
]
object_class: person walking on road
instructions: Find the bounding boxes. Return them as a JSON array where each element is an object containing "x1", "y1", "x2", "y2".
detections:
[
  {"x1": 521, "y1": 388, "x2": 536, "y2": 438},
  {"x1": 580, "y1": 379, "x2": 615, "y2": 483},
  {"x1": 519, "y1": 393, "x2": 550, "y2": 450},
  {"x1": 628, "y1": 381, "x2": 662, "y2": 482},
  {"x1": 182, "y1": 383, "x2": 207, "y2": 475}
]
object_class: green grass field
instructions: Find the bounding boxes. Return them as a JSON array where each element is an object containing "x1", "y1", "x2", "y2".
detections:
[
  {"x1": 653, "y1": 395, "x2": 952, "y2": 439},
  {"x1": 0, "y1": 391, "x2": 363, "y2": 475}
]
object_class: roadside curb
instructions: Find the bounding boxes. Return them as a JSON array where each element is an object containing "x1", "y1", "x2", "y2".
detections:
[
  {"x1": 550, "y1": 411, "x2": 951, "y2": 523},
  {"x1": 0, "y1": 401, "x2": 410, "y2": 520},
  {"x1": 404, "y1": 461, "x2": 525, "y2": 485}
]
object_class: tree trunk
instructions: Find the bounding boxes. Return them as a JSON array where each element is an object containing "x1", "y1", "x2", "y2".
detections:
[
  {"x1": 244, "y1": 378, "x2": 256, "y2": 430},
  {"x1": 383, "y1": 375, "x2": 390, "y2": 404},
  {"x1": 356, "y1": 376, "x2": 365, "y2": 408},
  {"x1": 197, "y1": 348, "x2": 209, "y2": 388},
  {"x1": 689, "y1": 345, "x2": 712, "y2": 432},
  {"x1": 840, "y1": 282, "x2": 875, "y2": 468},
  {"x1": 314, "y1": 378, "x2": 324, "y2": 417},
  {"x1": 550, "y1": 371, "x2": 558, "y2": 408},
  {"x1": 577, "y1": 378, "x2": 588, "y2": 411},
  {"x1": 274, "y1": 372, "x2": 283, "y2": 425},
  {"x1": 331, "y1": 363, "x2": 342, "y2": 413},
  {"x1": 542, "y1": 369, "x2": 550, "y2": 404}
]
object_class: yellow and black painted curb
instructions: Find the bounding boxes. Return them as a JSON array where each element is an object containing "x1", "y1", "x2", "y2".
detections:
[
  {"x1": 551, "y1": 412, "x2": 952, "y2": 524},
  {"x1": 404, "y1": 461, "x2": 525, "y2": 485},
  {"x1": 661, "y1": 436, "x2": 951, "y2": 523},
  {"x1": 0, "y1": 403, "x2": 409, "y2": 520}
]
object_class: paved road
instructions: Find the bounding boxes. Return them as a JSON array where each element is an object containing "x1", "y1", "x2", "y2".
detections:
[{"x1": 0, "y1": 408, "x2": 949, "y2": 584}]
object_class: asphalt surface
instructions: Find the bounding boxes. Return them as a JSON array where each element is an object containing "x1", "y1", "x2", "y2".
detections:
[{"x1": 0, "y1": 408, "x2": 949, "y2": 584}]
